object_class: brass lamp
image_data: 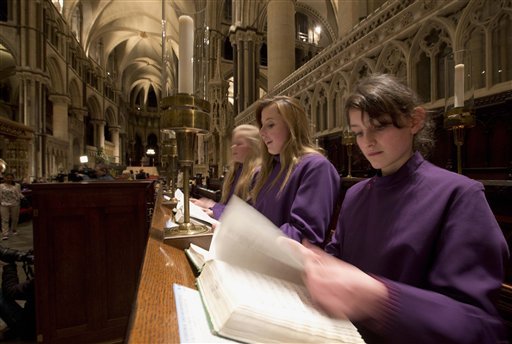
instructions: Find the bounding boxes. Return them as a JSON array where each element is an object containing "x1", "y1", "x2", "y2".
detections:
[
  {"x1": 160, "y1": 129, "x2": 179, "y2": 219},
  {"x1": 160, "y1": 94, "x2": 210, "y2": 236},
  {"x1": 444, "y1": 49, "x2": 475, "y2": 174},
  {"x1": 342, "y1": 129, "x2": 356, "y2": 178}
]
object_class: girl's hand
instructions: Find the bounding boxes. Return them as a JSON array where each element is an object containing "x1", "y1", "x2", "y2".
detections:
[
  {"x1": 191, "y1": 197, "x2": 216, "y2": 209},
  {"x1": 281, "y1": 238, "x2": 388, "y2": 321}
]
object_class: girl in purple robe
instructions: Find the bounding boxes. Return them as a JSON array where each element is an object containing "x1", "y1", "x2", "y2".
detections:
[
  {"x1": 192, "y1": 124, "x2": 261, "y2": 220},
  {"x1": 284, "y1": 74, "x2": 509, "y2": 343},
  {"x1": 252, "y1": 96, "x2": 340, "y2": 246}
]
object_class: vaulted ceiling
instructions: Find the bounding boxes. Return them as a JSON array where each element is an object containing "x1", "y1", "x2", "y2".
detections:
[{"x1": 57, "y1": 0, "x2": 339, "y2": 105}]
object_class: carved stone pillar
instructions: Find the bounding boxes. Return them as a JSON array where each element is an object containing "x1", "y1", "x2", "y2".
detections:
[
  {"x1": 17, "y1": 70, "x2": 50, "y2": 179},
  {"x1": 109, "y1": 125, "x2": 120, "y2": 163},
  {"x1": 267, "y1": 0, "x2": 295, "y2": 90},
  {"x1": 229, "y1": 29, "x2": 262, "y2": 113},
  {"x1": 49, "y1": 94, "x2": 71, "y2": 141},
  {"x1": 338, "y1": 1, "x2": 363, "y2": 36},
  {"x1": 90, "y1": 119, "x2": 105, "y2": 149}
]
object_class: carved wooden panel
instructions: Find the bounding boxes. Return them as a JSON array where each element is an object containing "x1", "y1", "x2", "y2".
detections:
[{"x1": 31, "y1": 181, "x2": 154, "y2": 344}]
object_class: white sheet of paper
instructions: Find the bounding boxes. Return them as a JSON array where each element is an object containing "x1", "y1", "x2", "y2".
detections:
[
  {"x1": 175, "y1": 189, "x2": 219, "y2": 226},
  {"x1": 173, "y1": 283, "x2": 236, "y2": 343}
]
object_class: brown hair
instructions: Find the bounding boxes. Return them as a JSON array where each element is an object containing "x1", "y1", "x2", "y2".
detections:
[{"x1": 344, "y1": 74, "x2": 435, "y2": 156}]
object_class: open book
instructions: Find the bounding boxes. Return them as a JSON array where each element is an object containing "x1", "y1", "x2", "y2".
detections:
[
  {"x1": 194, "y1": 196, "x2": 365, "y2": 343},
  {"x1": 184, "y1": 243, "x2": 211, "y2": 274}
]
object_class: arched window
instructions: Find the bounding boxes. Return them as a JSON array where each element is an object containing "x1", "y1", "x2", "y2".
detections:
[
  {"x1": 104, "y1": 123, "x2": 112, "y2": 142},
  {"x1": 416, "y1": 52, "x2": 431, "y2": 102},
  {"x1": 465, "y1": 27, "x2": 486, "y2": 89},
  {"x1": 85, "y1": 117, "x2": 95, "y2": 146},
  {"x1": 492, "y1": 14, "x2": 512, "y2": 84}
]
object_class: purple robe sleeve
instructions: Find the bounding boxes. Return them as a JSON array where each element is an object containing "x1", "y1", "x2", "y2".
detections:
[
  {"x1": 278, "y1": 156, "x2": 340, "y2": 245},
  {"x1": 210, "y1": 202, "x2": 225, "y2": 220}
]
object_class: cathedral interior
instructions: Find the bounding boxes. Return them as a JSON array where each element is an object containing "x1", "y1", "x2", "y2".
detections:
[
  {"x1": 0, "y1": 0, "x2": 510, "y2": 181},
  {"x1": 0, "y1": 0, "x2": 512, "y2": 342}
]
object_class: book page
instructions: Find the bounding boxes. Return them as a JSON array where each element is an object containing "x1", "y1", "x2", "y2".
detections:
[
  {"x1": 210, "y1": 196, "x2": 304, "y2": 284},
  {"x1": 197, "y1": 260, "x2": 364, "y2": 344},
  {"x1": 184, "y1": 244, "x2": 212, "y2": 271},
  {"x1": 174, "y1": 189, "x2": 220, "y2": 227}
]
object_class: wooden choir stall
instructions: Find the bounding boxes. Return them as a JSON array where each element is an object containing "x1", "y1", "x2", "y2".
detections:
[{"x1": 31, "y1": 181, "x2": 155, "y2": 343}]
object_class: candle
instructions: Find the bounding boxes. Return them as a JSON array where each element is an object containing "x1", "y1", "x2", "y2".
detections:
[
  {"x1": 454, "y1": 63, "x2": 464, "y2": 108},
  {"x1": 178, "y1": 15, "x2": 194, "y2": 94}
]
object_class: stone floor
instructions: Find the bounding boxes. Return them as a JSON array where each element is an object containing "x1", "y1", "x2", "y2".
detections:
[{"x1": 0, "y1": 219, "x2": 35, "y2": 343}]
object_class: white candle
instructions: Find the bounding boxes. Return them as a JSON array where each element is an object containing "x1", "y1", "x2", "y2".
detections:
[
  {"x1": 454, "y1": 63, "x2": 464, "y2": 108},
  {"x1": 178, "y1": 15, "x2": 194, "y2": 94}
]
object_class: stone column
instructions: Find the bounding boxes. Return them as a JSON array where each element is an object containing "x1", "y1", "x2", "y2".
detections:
[
  {"x1": 97, "y1": 120, "x2": 105, "y2": 148},
  {"x1": 267, "y1": 0, "x2": 295, "y2": 90},
  {"x1": 49, "y1": 94, "x2": 70, "y2": 141},
  {"x1": 90, "y1": 119, "x2": 105, "y2": 149},
  {"x1": 91, "y1": 119, "x2": 105, "y2": 148},
  {"x1": 230, "y1": 29, "x2": 262, "y2": 113},
  {"x1": 338, "y1": 0, "x2": 362, "y2": 36},
  {"x1": 109, "y1": 125, "x2": 120, "y2": 163}
]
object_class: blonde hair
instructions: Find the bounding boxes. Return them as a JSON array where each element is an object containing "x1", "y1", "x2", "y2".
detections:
[
  {"x1": 252, "y1": 96, "x2": 322, "y2": 201},
  {"x1": 220, "y1": 124, "x2": 261, "y2": 203}
]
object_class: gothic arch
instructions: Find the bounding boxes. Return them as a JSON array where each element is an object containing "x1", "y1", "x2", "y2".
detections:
[
  {"x1": 349, "y1": 58, "x2": 375, "y2": 86},
  {"x1": 459, "y1": 0, "x2": 512, "y2": 88},
  {"x1": 298, "y1": 92, "x2": 313, "y2": 127},
  {"x1": 296, "y1": 2, "x2": 336, "y2": 44},
  {"x1": 46, "y1": 56, "x2": 65, "y2": 94},
  {"x1": 329, "y1": 73, "x2": 349, "y2": 129},
  {"x1": 376, "y1": 40, "x2": 408, "y2": 78},
  {"x1": 409, "y1": 19, "x2": 454, "y2": 103},
  {"x1": 312, "y1": 83, "x2": 329, "y2": 132},
  {"x1": 68, "y1": 78, "x2": 82, "y2": 108},
  {"x1": 86, "y1": 96, "x2": 102, "y2": 120},
  {"x1": 104, "y1": 106, "x2": 117, "y2": 126}
]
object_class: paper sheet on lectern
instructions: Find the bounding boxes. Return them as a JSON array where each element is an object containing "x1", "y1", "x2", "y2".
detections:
[
  {"x1": 174, "y1": 284, "x2": 235, "y2": 343},
  {"x1": 170, "y1": 189, "x2": 220, "y2": 227},
  {"x1": 210, "y1": 196, "x2": 304, "y2": 284}
]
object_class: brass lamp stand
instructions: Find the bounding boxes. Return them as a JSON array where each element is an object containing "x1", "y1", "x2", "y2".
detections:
[
  {"x1": 160, "y1": 94, "x2": 211, "y2": 240},
  {"x1": 160, "y1": 129, "x2": 179, "y2": 218},
  {"x1": 444, "y1": 49, "x2": 475, "y2": 174},
  {"x1": 444, "y1": 107, "x2": 475, "y2": 174},
  {"x1": 342, "y1": 129, "x2": 356, "y2": 178}
]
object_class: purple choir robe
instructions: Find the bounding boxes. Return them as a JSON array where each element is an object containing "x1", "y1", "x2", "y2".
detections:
[
  {"x1": 211, "y1": 166, "x2": 242, "y2": 220},
  {"x1": 326, "y1": 152, "x2": 509, "y2": 344},
  {"x1": 253, "y1": 153, "x2": 340, "y2": 245}
]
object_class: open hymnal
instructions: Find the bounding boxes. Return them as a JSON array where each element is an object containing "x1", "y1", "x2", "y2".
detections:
[
  {"x1": 193, "y1": 196, "x2": 365, "y2": 343},
  {"x1": 184, "y1": 243, "x2": 211, "y2": 273}
]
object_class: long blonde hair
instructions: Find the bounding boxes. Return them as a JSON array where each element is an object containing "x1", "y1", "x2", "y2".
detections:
[
  {"x1": 220, "y1": 124, "x2": 261, "y2": 203},
  {"x1": 251, "y1": 96, "x2": 322, "y2": 201}
]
